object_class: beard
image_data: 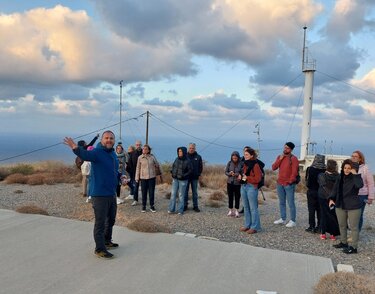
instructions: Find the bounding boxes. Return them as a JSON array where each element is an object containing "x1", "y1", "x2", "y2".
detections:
[{"x1": 283, "y1": 150, "x2": 291, "y2": 155}]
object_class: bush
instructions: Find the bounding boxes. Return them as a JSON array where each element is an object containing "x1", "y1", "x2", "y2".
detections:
[
  {"x1": 5, "y1": 173, "x2": 28, "y2": 184},
  {"x1": 27, "y1": 174, "x2": 45, "y2": 185},
  {"x1": 206, "y1": 199, "x2": 222, "y2": 207},
  {"x1": 314, "y1": 272, "x2": 375, "y2": 294},
  {"x1": 209, "y1": 191, "x2": 225, "y2": 201},
  {"x1": 0, "y1": 167, "x2": 11, "y2": 181},
  {"x1": 16, "y1": 205, "x2": 49, "y2": 216},
  {"x1": 10, "y1": 164, "x2": 34, "y2": 175},
  {"x1": 200, "y1": 165, "x2": 226, "y2": 190},
  {"x1": 127, "y1": 218, "x2": 170, "y2": 233}
]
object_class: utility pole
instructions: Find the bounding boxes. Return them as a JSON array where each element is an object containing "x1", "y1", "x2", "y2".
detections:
[
  {"x1": 119, "y1": 80, "x2": 123, "y2": 142},
  {"x1": 146, "y1": 110, "x2": 149, "y2": 145}
]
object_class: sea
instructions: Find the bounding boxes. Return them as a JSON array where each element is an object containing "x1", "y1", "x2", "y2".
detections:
[{"x1": 1, "y1": 132, "x2": 375, "y2": 170}]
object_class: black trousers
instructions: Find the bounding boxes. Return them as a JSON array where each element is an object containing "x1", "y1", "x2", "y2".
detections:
[
  {"x1": 92, "y1": 196, "x2": 117, "y2": 251},
  {"x1": 116, "y1": 184, "x2": 121, "y2": 197},
  {"x1": 227, "y1": 183, "x2": 241, "y2": 209},
  {"x1": 141, "y1": 178, "x2": 156, "y2": 208},
  {"x1": 307, "y1": 189, "x2": 321, "y2": 228},
  {"x1": 318, "y1": 197, "x2": 340, "y2": 236}
]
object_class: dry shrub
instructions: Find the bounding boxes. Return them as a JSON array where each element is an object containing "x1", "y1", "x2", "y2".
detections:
[
  {"x1": 160, "y1": 163, "x2": 172, "y2": 185},
  {"x1": 206, "y1": 199, "x2": 222, "y2": 208},
  {"x1": 16, "y1": 205, "x2": 49, "y2": 216},
  {"x1": 10, "y1": 163, "x2": 34, "y2": 175},
  {"x1": 314, "y1": 272, "x2": 375, "y2": 294},
  {"x1": 0, "y1": 167, "x2": 11, "y2": 181},
  {"x1": 127, "y1": 218, "x2": 170, "y2": 233},
  {"x1": 27, "y1": 174, "x2": 45, "y2": 185},
  {"x1": 264, "y1": 171, "x2": 277, "y2": 190},
  {"x1": 209, "y1": 190, "x2": 225, "y2": 201},
  {"x1": 5, "y1": 173, "x2": 28, "y2": 184},
  {"x1": 200, "y1": 165, "x2": 226, "y2": 190}
]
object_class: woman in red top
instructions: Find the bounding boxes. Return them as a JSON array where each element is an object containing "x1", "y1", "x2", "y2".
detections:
[{"x1": 239, "y1": 148, "x2": 262, "y2": 234}]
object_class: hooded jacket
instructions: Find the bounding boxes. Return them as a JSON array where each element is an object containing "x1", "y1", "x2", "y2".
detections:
[
  {"x1": 318, "y1": 172, "x2": 339, "y2": 200},
  {"x1": 225, "y1": 151, "x2": 242, "y2": 185},
  {"x1": 73, "y1": 142, "x2": 119, "y2": 197},
  {"x1": 171, "y1": 147, "x2": 193, "y2": 180}
]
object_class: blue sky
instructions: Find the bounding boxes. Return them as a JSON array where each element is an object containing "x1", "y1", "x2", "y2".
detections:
[{"x1": 1, "y1": 0, "x2": 375, "y2": 156}]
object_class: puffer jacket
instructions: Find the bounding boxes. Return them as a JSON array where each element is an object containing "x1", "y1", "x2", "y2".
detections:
[
  {"x1": 171, "y1": 147, "x2": 193, "y2": 180},
  {"x1": 225, "y1": 151, "x2": 242, "y2": 185},
  {"x1": 330, "y1": 172, "x2": 364, "y2": 210},
  {"x1": 135, "y1": 153, "x2": 160, "y2": 181}
]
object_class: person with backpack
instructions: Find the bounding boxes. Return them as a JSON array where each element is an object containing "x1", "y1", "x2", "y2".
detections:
[
  {"x1": 239, "y1": 147, "x2": 262, "y2": 234},
  {"x1": 272, "y1": 142, "x2": 299, "y2": 228},
  {"x1": 317, "y1": 159, "x2": 340, "y2": 240},
  {"x1": 225, "y1": 151, "x2": 242, "y2": 217},
  {"x1": 305, "y1": 154, "x2": 326, "y2": 234}
]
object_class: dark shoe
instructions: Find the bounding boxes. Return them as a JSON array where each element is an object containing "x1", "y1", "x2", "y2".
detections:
[
  {"x1": 238, "y1": 208, "x2": 244, "y2": 214},
  {"x1": 105, "y1": 241, "x2": 119, "y2": 250},
  {"x1": 193, "y1": 207, "x2": 200, "y2": 212},
  {"x1": 247, "y1": 229, "x2": 257, "y2": 234},
  {"x1": 150, "y1": 206, "x2": 156, "y2": 213},
  {"x1": 343, "y1": 246, "x2": 357, "y2": 254},
  {"x1": 313, "y1": 227, "x2": 320, "y2": 233},
  {"x1": 333, "y1": 242, "x2": 348, "y2": 249},
  {"x1": 94, "y1": 250, "x2": 114, "y2": 259},
  {"x1": 141, "y1": 207, "x2": 146, "y2": 213},
  {"x1": 305, "y1": 227, "x2": 314, "y2": 233},
  {"x1": 183, "y1": 206, "x2": 188, "y2": 212}
]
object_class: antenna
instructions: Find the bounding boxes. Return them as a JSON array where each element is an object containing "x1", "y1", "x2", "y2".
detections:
[{"x1": 253, "y1": 122, "x2": 262, "y2": 157}]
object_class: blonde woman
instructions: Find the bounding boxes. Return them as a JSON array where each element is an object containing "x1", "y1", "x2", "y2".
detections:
[{"x1": 135, "y1": 144, "x2": 161, "y2": 213}]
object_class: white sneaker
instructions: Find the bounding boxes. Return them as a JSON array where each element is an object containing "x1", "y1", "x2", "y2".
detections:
[
  {"x1": 116, "y1": 198, "x2": 124, "y2": 205},
  {"x1": 274, "y1": 218, "x2": 286, "y2": 225},
  {"x1": 227, "y1": 210, "x2": 233, "y2": 217},
  {"x1": 125, "y1": 195, "x2": 134, "y2": 200},
  {"x1": 235, "y1": 210, "x2": 240, "y2": 218},
  {"x1": 85, "y1": 197, "x2": 92, "y2": 203},
  {"x1": 131, "y1": 201, "x2": 138, "y2": 206},
  {"x1": 285, "y1": 220, "x2": 296, "y2": 228}
]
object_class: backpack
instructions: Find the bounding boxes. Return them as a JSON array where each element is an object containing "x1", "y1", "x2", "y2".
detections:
[
  {"x1": 75, "y1": 156, "x2": 83, "y2": 170},
  {"x1": 289, "y1": 155, "x2": 301, "y2": 185},
  {"x1": 256, "y1": 159, "x2": 266, "y2": 189}
]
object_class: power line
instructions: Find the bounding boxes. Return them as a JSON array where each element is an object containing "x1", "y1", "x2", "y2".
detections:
[{"x1": 0, "y1": 113, "x2": 146, "y2": 162}]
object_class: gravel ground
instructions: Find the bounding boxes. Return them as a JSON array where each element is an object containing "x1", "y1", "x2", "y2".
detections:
[{"x1": 1, "y1": 181, "x2": 374, "y2": 276}]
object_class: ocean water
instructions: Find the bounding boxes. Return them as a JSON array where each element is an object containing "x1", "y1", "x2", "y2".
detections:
[{"x1": 1, "y1": 133, "x2": 375, "y2": 170}]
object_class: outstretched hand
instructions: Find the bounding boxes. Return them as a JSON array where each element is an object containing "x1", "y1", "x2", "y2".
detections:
[{"x1": 64, "y1": 137, "x2": 78, "y2": 149}]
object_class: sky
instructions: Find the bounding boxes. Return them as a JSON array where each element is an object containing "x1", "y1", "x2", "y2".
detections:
[{"x1": 1, "y1": 0, "x2": 375, "y2": 157}]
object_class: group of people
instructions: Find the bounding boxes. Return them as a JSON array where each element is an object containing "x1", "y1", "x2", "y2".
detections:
[
  {"x1": 65, "y1": 132, "x2": 373, "y2": 259},
  {"x1": 305, "y1": 150, "x2": 374, "y2": 254}
]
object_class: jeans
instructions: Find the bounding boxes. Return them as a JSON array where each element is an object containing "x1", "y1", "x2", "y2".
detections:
[
  {"x1": 307, "y1": 189, "x2": 321, "y2": 228},
  {"x1": 336, "y1": 207, "x2": 361, "y2": 248},
  {"x1": 92, "y1": 196, "x2": 117, "y2": 251},
  {"x1": 227, "y1": 183, "x2": 241, "y2": 209},
  {"x1": 241, "y1": 184, "x2": 261, "y2": 230},
  {"x1": 276, "y1": 183, "x2": 296, "y2": 222},
  {"x1": 169, "y1": 179, "x2": 187, "y2": 214},
  {"x1": 140, "y1": 178, "x2": 156, "y2": 208},
  {"x1": 128, "y1": 176, "x2": 135, "y2": 196},
  {"x1": 185, "y1": 179, "x2": 199, "y2": 208},
  {"x1": 358, "y1": 195, "x2": 368, "y2": 231}
]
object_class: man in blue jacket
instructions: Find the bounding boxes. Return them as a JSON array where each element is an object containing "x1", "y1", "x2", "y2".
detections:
[
  {"x1": 184, "y1": 143, "x2": 203, "y2": 212},
  {"x1": 64, "y1": 131, "x2": 119, "y2": 259}
]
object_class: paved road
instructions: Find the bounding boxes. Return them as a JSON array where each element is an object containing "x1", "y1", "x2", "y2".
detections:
[{"x1": 0, "y1": 209, "x2": 333, "y2": 294}]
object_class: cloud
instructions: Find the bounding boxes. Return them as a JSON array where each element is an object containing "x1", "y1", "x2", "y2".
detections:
[
  {"x1": 0, "y1": 5, "x2": 196, "y2": 102},
  {"x1": 189, "y1": 91, "x2": 259, "y2": 111},
  {"x1": 126, "y1": 83, "x2": 145, "y2": 98},
  {"x1": 143, "y1": 98, "x2": 183, "y2": 107}
]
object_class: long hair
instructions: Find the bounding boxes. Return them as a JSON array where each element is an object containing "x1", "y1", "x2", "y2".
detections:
[{"x1": 352, "y1": 150, "x2": 365, "y2": 164}]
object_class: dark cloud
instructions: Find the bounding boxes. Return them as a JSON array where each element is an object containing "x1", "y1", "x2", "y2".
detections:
[
  {"x1": 189, "y1": 92, "x2": 259, "y2": 111},
  {"x1": 126, "y1": 83, "x2": 145, "y2": 98},
  {"x1": 143, "y1": 97, "x2": 182, "y2": 107}
]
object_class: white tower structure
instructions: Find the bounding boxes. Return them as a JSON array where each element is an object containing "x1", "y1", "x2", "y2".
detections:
[{"x1": 300, "y1": 27, "x2": 316, "y2": 160}]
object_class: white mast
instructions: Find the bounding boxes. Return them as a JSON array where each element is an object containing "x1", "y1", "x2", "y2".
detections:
[{"x1": 300, "y1": 27, "x2": 316, "y2": 160}]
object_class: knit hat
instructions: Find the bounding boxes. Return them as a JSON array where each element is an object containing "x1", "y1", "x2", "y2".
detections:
[
  {"x1": 285, "y1": 142, "x2": 295, "y2": 150},
  {"x1": 311, "y1": 154, "x2": 326, "y2": 169}
]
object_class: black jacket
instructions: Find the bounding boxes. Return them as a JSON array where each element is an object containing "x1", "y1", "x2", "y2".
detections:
[
  {"x1": 127, "y1": 148, "x2": 142, "y2": 177},
  {"x1": 318, "y1": 172, "x2": 339, "y2": 200},
  {"x1": 330, "y1": 173, "x2": 363, "y2": 210},
  {"x1": 306, "y1": 166, "x2": 326, "y2": 191},
  {"x1": 171, "y1": 147, "x2": 193, "y2": 180},
  {"x1": 187, "y1": 151, "x2": 203, "y2": 180}
]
